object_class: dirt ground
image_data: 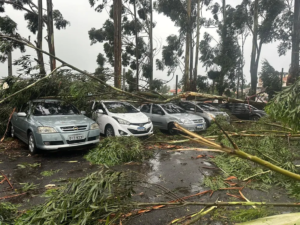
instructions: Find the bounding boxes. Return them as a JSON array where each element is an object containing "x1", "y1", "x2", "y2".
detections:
[{"x1": 0, "y1": 135, "x2": 299, "y2": 224}]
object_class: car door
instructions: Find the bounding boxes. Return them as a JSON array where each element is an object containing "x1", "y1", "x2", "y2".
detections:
[
  {"x1": 150, "y1": 104, "x2": 165, "y2": 128},
  {"x1": 92, "y1": 102, "x2": 107, "y2": 134},
  {"x1": 17, "y1": 102, "x2": 30, "y2": 141}
]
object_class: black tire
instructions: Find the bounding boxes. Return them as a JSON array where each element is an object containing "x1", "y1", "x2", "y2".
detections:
[
  {"x1": 204, "y1": 118, "x2": 211, "y2": 128},
  {"x1": 105, "y1": 125, "x2": 115, "y2": 137},
  {"x1": 168, "y1": 122, "x2": 178, "y2": 135},
  {"x1": 28, "y1": 132, "x2": 39, "y2": 154},
  {"x1": 250, "y1": 115, "x2": 260, "y2": 121}
]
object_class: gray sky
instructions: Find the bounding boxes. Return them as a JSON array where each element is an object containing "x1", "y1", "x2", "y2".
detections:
[{"x1": 1, "y1": 0, "x2": 291, "y2": 90}]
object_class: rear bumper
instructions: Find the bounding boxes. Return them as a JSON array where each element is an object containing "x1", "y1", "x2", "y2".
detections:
[{"x1": 35, "y1": 129, "x2": 100, "y2": 150}]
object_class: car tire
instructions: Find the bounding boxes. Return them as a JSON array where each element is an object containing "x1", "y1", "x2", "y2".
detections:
[
  {"x1": 251, "y1": 115, "x2": 260, "y2": 121},
  {"x1": 168, "y1": 122, "x2": 178, "y2": 135},
  {"x1": 105, "y1": 125, "x2": 115, "y2": 137},
  {"x1": 204, "y1": 119, "x2": 211, "y2": 128},
  {"x1": 28, "y1": 132, "x2": 39, "y2": 154}
]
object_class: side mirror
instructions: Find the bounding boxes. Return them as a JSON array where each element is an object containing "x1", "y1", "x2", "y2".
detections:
[
  {"x1": 17, "y1": 112, "x2": 27, "y2": 117},
  {"x1": 81, "y1": 111, "x2": 86, "y2": 115},
  {"x1": 96, "y1": 109, "x2": 104, "y2": 114}
]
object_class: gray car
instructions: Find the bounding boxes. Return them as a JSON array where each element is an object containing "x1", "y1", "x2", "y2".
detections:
[
  {"x1": 177, "y1": 101, "x2": 230, "y2": 126},
  {"x1": 10, "y1": 99, "x2": 100, "y2": 154},
  {"x1": 140, "y1": 103, "x2": 206, "y2": 134}
]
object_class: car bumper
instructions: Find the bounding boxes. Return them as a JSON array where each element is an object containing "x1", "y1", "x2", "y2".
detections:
[
  {"x1": 181, "y1": 123, "x2": 206, "y2": 131},
  {"x1": 116, "y1": 123, "x2": 154, "y2": 137},
  {"x1": 35, "y1": 129, "x2": 100, "y2": 150}
]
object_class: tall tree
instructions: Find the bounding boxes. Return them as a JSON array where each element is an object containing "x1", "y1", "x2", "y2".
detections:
[
  {"x1": 289, "y1": 0, "x2": 300, "y2": 84},
  {"x1": 236, "y1": 0, "x2": 285, "y2": 96},
  {"x1": 113, "y1": 0, "x2": 122, "y2": 88},
  {"x1": 37, "y1": 0, "x2": 46, "y2": 76},
  {"x1": 46, "y1": 0, "x2": 56, "y2": 71},
  {"x1": 184, "y1": 0, "x2": 191, "y2": 91}
]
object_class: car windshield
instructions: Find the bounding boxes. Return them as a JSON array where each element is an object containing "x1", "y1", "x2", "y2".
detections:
[
  {"x1": 161, "y1": 104, "x2": 186, "y2": 114},
  {"x1": 104, "y1": 102, "x2": 139, "y2": 113},
  {"x1": 32, "y1": 101, "x2": 80, "y2": 116},
  {"x1": 197, "y1": 103, "x2": 218, "y2": 111}
]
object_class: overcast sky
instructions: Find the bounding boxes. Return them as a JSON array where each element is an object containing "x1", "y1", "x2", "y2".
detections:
[{"x1": 0, "y1": 0, "x2": 291, "y2": 89}]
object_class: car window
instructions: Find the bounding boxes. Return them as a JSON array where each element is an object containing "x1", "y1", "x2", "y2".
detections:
[
  {"x1": 198, "y1": 103, "x2": 218, "y2": 111},
  {"x1": 32, "y1": 101, "x2": 80, "y2": 116},
  {"x1": 160, "y1": 104, "x2": 185, "y2": 114},
  {"x1": 141, "y1": 104, "x2": 151, "y2": 113},
  {"x1": 179, "y1": 102, "x2": 195, "y2": 110},
  {"x1": 103, "y1": 102, "x2": 138, "y2": 113},
  {"x1": 152, "y1": 105, "x2": 163, "y2": 114}
]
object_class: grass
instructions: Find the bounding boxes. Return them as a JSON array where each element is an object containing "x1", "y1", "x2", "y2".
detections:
[
  {"x1": 19, "y1": 182, "x2": 39, "y2": 192},
  {"x1": 85, "y1": 136, "x2": 153, "y2": 166},
  {"x1": 0, "y1": 202, "x2": 19, "y2": 225}
]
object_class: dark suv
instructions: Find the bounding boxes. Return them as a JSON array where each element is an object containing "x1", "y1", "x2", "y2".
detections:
[{"x1": 226, "y1": 103, "x2": 267, "y2": 120}]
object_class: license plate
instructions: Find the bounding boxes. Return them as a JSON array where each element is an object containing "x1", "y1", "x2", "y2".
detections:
[
  {"x1": 69, "y1": 135, "x2": 84, "y2": 141},
  {"x1": 137, "y1": 127, "x2": 146, "y2": 131},
  {"x1": 196, "y1": 124, "x2": 203, "y2": 129}
]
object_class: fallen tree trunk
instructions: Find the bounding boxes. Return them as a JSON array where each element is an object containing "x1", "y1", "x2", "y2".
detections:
[{"x1": 174, "y1": 123, "x2": 300, "y2": 181}]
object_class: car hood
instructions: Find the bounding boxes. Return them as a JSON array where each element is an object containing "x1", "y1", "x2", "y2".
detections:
[
  {"x1": 170, "y1": 113, "x2": 204, "y2": 120},
  {"x1": 110, "y1": 112, "x2": 149, "y2": 123},
  {"x1": 33, "y1": 115, "x2": 93, "y2": 126}
]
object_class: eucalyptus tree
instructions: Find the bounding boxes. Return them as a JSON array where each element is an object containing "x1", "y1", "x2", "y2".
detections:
[
  {"x1": 235, "y1": 0, "x2": 285, "y2": 96},
  {"x1": 0, "y1": 0, "x2": 69, "y2": 75},
  {"x1": 89, "y1": 0, "x2": 153, "y2": 90}
]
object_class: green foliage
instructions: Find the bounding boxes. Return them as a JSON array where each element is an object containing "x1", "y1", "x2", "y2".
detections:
[
  {"x1": 40, "y1": 169, "x2": 61, "y2": 177},
  {"x1": 266, "y1": 77, "x2": 300, "y2": 131},
  {"x1": 212, "y1": 207, "x2": 275, "y2": 223},
  {"x1": 0, "y1": 202, "x2": 19, "y2": 225},
  {"x1": 260, "y1": 60, "x2": 281, "y2": 100},
  {"x1": 85, "y1": 136, "x2": 152, "y2": 166},
  {"x1": 16, "y1": 170, "x2": 135, "y2": 225},
  {"x1": 20, "y1": 182, "x2": 38, "y2": 192},
  {"x1": 203, "y1": 175, "x2": 228, "y2": 191}
]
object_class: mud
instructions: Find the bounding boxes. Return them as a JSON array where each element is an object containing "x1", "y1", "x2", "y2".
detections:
[{"x1": 0, "y1": 137, "x2": 298, "y2": 224}]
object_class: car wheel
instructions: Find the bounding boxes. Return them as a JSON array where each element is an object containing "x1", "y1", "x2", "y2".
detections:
[
  {"x1": 105, "y1": 125, "x2": 115, "y2": 137},
  {"x1": 251, "y1": 115, "x2": 260, "y2": 121},
  {"x1": 204, "y1": 119, "x2": 211, "y2": 128},
  {"x1": 168, "y1": 123, "x2": 178, "y2": 135},
  {"x1": 28, "y1": 132, "x2": 38, "y2": 154}
]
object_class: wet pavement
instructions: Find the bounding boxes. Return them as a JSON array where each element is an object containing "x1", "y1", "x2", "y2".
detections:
[{"x1": 0, "y1": 138, "x2": 299, "y2": 224}]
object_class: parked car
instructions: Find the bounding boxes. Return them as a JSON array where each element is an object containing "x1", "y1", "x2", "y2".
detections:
[
  {"x1": 10, "y1": 99, "x2": 100, "y2": 154},
  {"x1": 91, "y1": 100, "x2": 153, "y2": 137},
  {"x1": 226, "y1": 103, "x2": 267, "y2": 120},
  {"x1": 176, "y1": 101, "x2": 230, "y2": 126},
  {"x1": 140, "y1": 103, "x2": 206, "y2": 134}
]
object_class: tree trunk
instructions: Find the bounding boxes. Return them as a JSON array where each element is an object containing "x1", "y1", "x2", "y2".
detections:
[
  {"x1": 37, "y1": 0, "x2": 46, "y2": 76},
  {"x1": 288, "y1": 0, "x2": 300, "y2": 85},
  {"x1": 237, "y1": 69, "x2": 240, "y2": 99},
  {"x1": 184, "y1": 0, "x2": 191, "y2": 91},
  {"x1": 134, "y1": 0, "x2": 139, "y2": 91},
  {"x1": 250, "y1": 0, "x2": 258, "y2": 97},
  {"x1": 46, "y1": 0, "x2": 56, "y2": 71},
  {"x1": 190, "y1": 30, "x2": 194, "y2": 90},
  {"x1": 113, "y1": 0, "x2": 122, "y2": 88},
  {"x1": 218, "y1": 0, "x2": 226, "y2": 98},
  {"x1": 7, "y1": 51, "x2": 12, "y2": 76},
  {"x1": 149, "y1": 0, "x2": 153, "y2": 89},
  {"x1": 194, "y1": 0, "x2": 202, "y2": 92}
]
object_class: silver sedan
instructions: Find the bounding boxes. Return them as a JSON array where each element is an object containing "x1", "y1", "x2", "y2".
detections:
[
  {"x1": 140, "y1": 103, "x2": 206, "y2": 134},
  {"x1": 10, "y1": 99, "x2": 100, "y2": 154}
]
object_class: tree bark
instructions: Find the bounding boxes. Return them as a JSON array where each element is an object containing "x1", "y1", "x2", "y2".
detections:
[
  {"x1": 184, "y1": 0, "x2": 191, "y2": 91},
  {"x1": 250, "y1": 0, "x2": 258, "y2": 97},
  {"x1": 46, "y1": 0, "x2": 56, "y2": 71},
  {"x1": 237, "y1": 69, "x2": 240, "y2": 99},
  {"x1": 134, "y1": 0, "x2": 139, "y2": 91},
  {"x1": 7, "y1": 51, "x2": 12, "y2": 76},
  {"x1": 113, "y1": 0, "x2": 122, "y2": 88},
  {"x1": 194, "y1": 0, "x2": 202, "y2": 92},
  {"x1": 37, "y1": 0, "x2": 46, "y2": 77},
  {"x1": 149, "y1": 0, "x2": 153, "y2": 89},
  {"x1": 190, "y1": 30, "x2": 194, "y2": 90},
  {"x1": 288, "y1": 0, "x2": 300, "y2": 85}
]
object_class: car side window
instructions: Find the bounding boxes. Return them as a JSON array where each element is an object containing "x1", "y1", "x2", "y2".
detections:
[
  {"x1": 180, "y1": 102, "x2": 194, "y2": 110},
  {"x1": 141, "y1": 104, "x2": 151, "y2": 113},
  {"x1": 152, "y1": 105, "x2": 162, "y2": 114}
]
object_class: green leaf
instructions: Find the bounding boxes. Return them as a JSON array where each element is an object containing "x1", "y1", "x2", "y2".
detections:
[{"x1": 237, "y1": 212, "x2": 300, "y2": 225}]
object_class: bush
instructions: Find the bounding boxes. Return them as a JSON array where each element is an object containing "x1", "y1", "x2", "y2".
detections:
[{"x1": 85, "y1": 136, "x2": 152, "y2": 166}]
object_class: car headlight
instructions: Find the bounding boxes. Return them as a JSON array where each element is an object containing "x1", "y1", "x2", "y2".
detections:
[
  {"x1": 90, "y1": 123, "x2": 99, "y2": 130},
  {"x1": 113, "y1": 117, "x2": 131, "y2": 125},
  {"x1": 178, "y1": 119, "x2": 192, "y2": 124},
  {"x1": 37, "y1": 126, "x2": 56, "y2": 134}
]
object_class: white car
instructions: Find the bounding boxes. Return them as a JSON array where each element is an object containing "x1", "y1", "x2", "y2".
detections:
[{"x1": 91, "y1": 100, "x2": 153, "y2": 137}]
